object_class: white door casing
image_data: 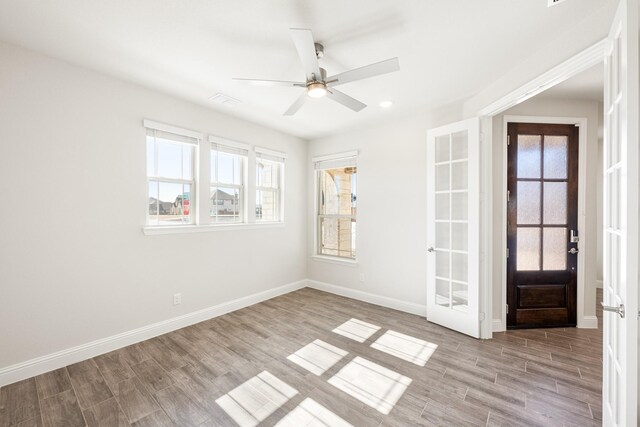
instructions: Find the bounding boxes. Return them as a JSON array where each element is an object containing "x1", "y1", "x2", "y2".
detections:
[
  {"x1": 427, "y1": 117, "x2": 480, "y2": 338},
  {"x1": 602, "y1": 0, "x2": 639, "y2": 425}
]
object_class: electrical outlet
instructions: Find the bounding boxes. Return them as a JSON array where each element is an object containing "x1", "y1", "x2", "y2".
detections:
[
  {"x1": 359, "y1": 273, "x2": 365, "y2": 282},
  {"x1": 173, "y1": 293, "x2": 181, "y2": 305}
]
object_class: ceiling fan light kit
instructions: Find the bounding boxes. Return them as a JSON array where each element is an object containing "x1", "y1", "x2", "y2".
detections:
[
  {"x1": 307, "y1": 82, "x2": 327, "y2": 98},
  {"x1": 233, "y1": 28, "x2": 400, "y2": 115}
]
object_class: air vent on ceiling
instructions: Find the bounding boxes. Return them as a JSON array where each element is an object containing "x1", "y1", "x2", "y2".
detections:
[
  {"x1": 548, "y1": 0, "x2": 568, "y2": 6},
  {"x1": 209, "y1": 93, "x2": 241, "y2": 106}
]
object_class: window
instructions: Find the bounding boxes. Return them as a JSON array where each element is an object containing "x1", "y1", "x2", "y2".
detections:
[
  {"x1": 315, "y1": 152, "x2": 357, "y2": 259},
  {"x1": 146, "y1": 123, "x2": 199, "y2": 226},
  {"x1": 255, "y1": 148, "x2": 285, "y2": 222},
  {"x1": 143, "y1": 121, "x2": 287, "y2": 233},
  {"x1": 210, "y1": 139, "x2": 248, "y2": 223}
]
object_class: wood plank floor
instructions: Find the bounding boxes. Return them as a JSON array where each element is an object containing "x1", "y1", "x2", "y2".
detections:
[{"x1": 0, "y1": 288, "x2": 603, "y2": 426}]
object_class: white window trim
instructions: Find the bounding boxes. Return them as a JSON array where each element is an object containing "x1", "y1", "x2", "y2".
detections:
[
  {"x1": 143, "y1": 120, "x2": 203, "y2": 141},
  {"x1": 142, "y1": 222, "x2": 284, "y2": 235},
  {"x1": 255, "y1": 146, "x2": 287, "y2": 159},
  {"x1": 311, "y1": 254, "x2": 358, "y2": 266},
  {"x1": 208, "y1": 135, "x2": 251, "y2": 151},
  {"x1": 313, "y1": 151, "x2": 358, "y2": 261},
  {"x1": 312, "y1": 150, "x2": 358, "y2": 164}
]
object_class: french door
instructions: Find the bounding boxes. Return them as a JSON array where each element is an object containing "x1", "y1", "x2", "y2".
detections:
[
  {"x1": 602, "y1": 0, "x2": 639, "y2": 425},
  {"x1": 506, "y1": 122, "x2": 579, "y2": 329},
  {"x1": 426, "y1": 118, "x2": 480, "y2": 338}
]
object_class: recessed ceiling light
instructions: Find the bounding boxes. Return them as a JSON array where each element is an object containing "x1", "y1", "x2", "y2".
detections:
[{"x1": 379, "y1": 101, "x2": 393, "y2": 108}]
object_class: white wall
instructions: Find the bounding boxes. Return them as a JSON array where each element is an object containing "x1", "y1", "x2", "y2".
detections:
[
  {"x1": 306, "y1": 106, "x2": 461, "y2": 312},
  {"x1": 491, "y1": 97, "x2": 602, "y2": 328},
  {"x1": 0, "y1": 42, "x2": 307, "y2": 370},
  {"x1": 463, "y1": 1, "x2": 616, "y2": 117}
]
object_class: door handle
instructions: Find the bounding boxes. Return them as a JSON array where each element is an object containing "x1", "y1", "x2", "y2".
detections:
[
  {"x1": 601, "y1": 302, "x2": 625, "y2": 318},
  {"x1": 568, "y1": 248, "x2": 579, "y2": 254},
  {"x1": 427, "y1": 246, "x2": 435, "y2": 253}
]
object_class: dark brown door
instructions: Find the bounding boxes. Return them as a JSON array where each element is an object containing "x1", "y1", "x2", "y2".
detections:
[{"x1": 507, "y1": 122, "x2": 579, "y2": 329}]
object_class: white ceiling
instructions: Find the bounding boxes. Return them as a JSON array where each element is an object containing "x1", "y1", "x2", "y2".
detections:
[
  {"x1": 0, "y1": 0, "x2": 615, "y2": 139},
  {"x1": 538, "y1": 64, "x2": 604, "y2": 102}
]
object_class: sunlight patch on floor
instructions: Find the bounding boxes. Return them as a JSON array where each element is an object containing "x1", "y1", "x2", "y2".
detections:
[
  {"x1": 370, "y1": 330, "x2": 438, "y2": 366},
  {"x1": 332, "y1": 318, "x2": 381, "y2": 343},
  {"x1": 287, "y1": 339, "x2": 348, "y2": 375},
  {"x1": 328, "y1": 356, "x2": 411, "y2": 414},
  {"x1": 274, "y1": 397, "x2": 354, "y2": 426},
  {"x1": 215, "y1": 371, "x2": 298, "y2": 427}
]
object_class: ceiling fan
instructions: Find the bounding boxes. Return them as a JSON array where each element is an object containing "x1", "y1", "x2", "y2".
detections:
[{"x1": 233, "y1": 28, "x2": 400, "y2": 116}]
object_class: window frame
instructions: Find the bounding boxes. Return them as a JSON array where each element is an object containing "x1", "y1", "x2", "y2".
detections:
[
  {"x1": 145, "y1": 121, "x2": 201, "y2": 227},
  {"x1": 313, "y1": 151, "x2": 358, "y2": 261},
  {"x1": 209, "y1": 137, "x2": 249, "y2": 225},
  {"x1": 255, "y1": 147, "x2": 286, "y2": 223}
]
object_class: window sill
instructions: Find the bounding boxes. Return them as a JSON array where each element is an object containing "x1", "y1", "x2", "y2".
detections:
[
  {"x1": 311, "y1": 255, "x2": 358, "y2": 266},
  {"x1": 143, "y1": 222, "x2": 285, "y2": 235}
]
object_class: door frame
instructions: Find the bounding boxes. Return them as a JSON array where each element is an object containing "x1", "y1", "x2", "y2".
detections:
[
  {"x1": 474, "y1": 39, "x2": 607, "y2": 333},
  {"x1": 501, "y1": 115, "x2": 588, "y2": 330}
]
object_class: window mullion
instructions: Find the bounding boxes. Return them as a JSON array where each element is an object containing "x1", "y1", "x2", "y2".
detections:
[
  {"x1": 149, "y1": 176, "x2": 194, "y2": 185},
  {"x1": 212, "y1": 182, "x2": 243, "y2": 190}
]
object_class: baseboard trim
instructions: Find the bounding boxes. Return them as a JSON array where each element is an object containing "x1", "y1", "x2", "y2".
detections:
[
  {"x1": 0, "y1": 279, "x2": 306, "y2": 387},
  {"x1": 492, "y1": 319, "x2": 506, "y2": 332},
  {"x1": 578, "y1": 315, "x2": 599, "y2": 329},
  {"x1": 596, "y1": 280, "x2": 603, "y2": 289},
  {"x1": 307, "y1": 280, "x2": 426, "y2": 317}
]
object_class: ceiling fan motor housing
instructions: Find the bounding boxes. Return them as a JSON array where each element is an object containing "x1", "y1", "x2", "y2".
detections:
[{"x1": 306, "y1": 67, "x2": 328, "y2": 98}]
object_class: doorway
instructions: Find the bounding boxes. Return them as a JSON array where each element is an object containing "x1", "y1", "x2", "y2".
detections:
[
  {"x1": 506, "y1": 122, "x2": 579, "y2": 328},
  {"x1": 475, "y1": 1, "x2": 638, "y2": 419}
]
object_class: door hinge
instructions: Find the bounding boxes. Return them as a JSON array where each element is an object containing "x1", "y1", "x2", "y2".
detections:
[
  {"x1": 506, "y1": 304, "x2": 509, "y2": 314},
  {"x1": 479, "y1": 312, "x2": 486, "y2": 321},
  {"x1": 507, "y1": 190, "x2": 511, "y2": 202},
  {"x1": 506, "y1": 247, "x2": 510, "y2": 258},
  {"x1": 507, "y1": 135, "x2": 510, "y2": 146}
]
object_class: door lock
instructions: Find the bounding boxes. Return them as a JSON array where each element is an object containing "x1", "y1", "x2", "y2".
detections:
[
  {"x1": 568, "y1": 247, "x2": 579, "y2": 254},
  {"x1": 601, "y1": 302, "x2": 625, "y2": 318},
  {"x1": 570, "y1": 230, "x2": 579, "y2": 243}
]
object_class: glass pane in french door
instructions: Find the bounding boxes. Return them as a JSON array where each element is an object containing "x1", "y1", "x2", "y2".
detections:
[{"x1": 434, "y1": 131, "x2": 469, "y2": 312}]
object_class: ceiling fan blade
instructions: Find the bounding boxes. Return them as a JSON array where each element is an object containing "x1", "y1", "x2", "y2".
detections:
[
  {"x1": 283, "y1": 91, "x2": 308, "y2": 116},
  {"x1": 233, "y1": 78, "x2": 305, "y2": 87},
  {"x1": 327, "y1": 57, "x2": 400, "y2": 87},
  {"x1": 290, "y1": 28, "x2": 322, "y2": 82},
  {"x1": 327, "y1": 89, "x2": 366, "y2": 112}
]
